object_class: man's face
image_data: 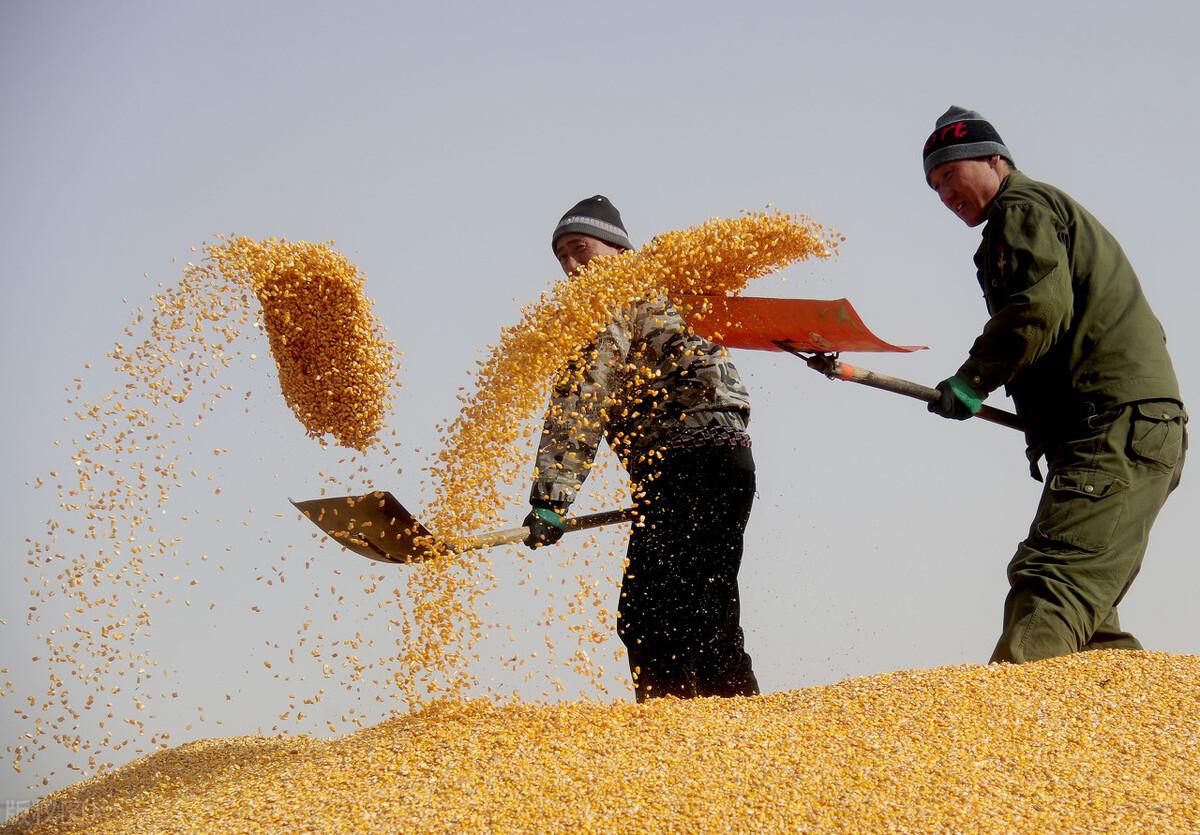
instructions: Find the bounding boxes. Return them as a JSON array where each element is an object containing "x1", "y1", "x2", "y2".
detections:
[
  {"x1": 928, "y1": 157, "x2": 1007, "y2": 227},
  {"x1": 553, "y1": 233, "x2": 624, "y2": 276}
]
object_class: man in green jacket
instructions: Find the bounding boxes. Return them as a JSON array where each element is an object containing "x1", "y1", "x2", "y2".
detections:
[{"x1": 922, "y1": 106, "x2": 1187, "y2": 663}]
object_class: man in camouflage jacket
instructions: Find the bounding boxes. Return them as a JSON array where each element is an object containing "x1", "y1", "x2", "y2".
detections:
[
  {"x1": 523, "y1": 195, "x2": 759, "y2": 701},
  {"x1": 923, "y1": 107, "x2": 1187, "y2": 663}
]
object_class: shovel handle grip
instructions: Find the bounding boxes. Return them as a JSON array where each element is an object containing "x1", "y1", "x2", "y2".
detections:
[
  {"x1": 457, "y1": 507, "x2": 640, "y2": 553},
  {"x1": 815, "y1": 357, "x2": 1024, "y2": 432}
]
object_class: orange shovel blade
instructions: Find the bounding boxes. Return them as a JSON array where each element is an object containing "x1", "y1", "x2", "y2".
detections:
[{"x1": 680, "y1": 295, "x2": 924, "y2": 354}]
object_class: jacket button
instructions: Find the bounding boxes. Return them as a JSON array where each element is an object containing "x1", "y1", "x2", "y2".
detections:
[{"x1": 1084, "y1": 485, "x2": 1094, "y2": 493}]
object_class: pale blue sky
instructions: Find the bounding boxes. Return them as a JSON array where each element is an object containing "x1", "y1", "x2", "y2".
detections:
[{"x1": 3, "y1": 0, "x2": 1198, "y2": 813}]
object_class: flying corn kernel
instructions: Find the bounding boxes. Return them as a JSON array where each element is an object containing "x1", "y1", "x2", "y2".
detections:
[
  {"x1": 208, "y1": 237, "x2": 401, "y2": 451},
  {"x1": 385, "y1": 210, "x2": 837, "y2": 707},
  {"x1": 428, "y1": 210, "x2": 836, "y2": 542},
  {"x1": 10, "y1": 236, "x2": 401, "y2": 780}
]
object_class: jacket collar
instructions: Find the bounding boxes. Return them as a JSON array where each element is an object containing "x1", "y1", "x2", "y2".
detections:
[{"x1": 984, "y1": 168, "x2": 1025, "y2": 227}]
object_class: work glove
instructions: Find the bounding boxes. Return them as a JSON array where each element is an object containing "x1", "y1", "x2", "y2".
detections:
[
  {"x1": 928, "y1": 375, "x2": 983, "y2": 420},
  {"x1": 522, "y1": 506, "x2": 566, "y2": 549}
]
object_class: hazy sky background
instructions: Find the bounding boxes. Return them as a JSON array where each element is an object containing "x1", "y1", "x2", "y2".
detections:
[{"x1": 3, "y1": 0, "x2": 1198, "y2": 813}]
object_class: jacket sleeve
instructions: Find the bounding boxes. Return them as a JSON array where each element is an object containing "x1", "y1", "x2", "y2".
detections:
[
  {"x1": 529, "y1": 308, "x2": 635, "y2": 510},
  {"x1": 957, "y1": 203, "x2": 1074, "y2": 396}
]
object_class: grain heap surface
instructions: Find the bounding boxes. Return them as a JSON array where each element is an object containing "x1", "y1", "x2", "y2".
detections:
[{"x1": 8, "y1": 651, "x2": 1197, "y2": 834}]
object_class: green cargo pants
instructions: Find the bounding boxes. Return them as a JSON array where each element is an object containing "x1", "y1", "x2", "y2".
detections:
[{"x1": 992, "y1": 399, "x2": 1188, "y2": 664}]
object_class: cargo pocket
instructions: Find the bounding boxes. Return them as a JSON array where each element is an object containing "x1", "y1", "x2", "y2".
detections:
[
  {"x1": 1128, "y1": 401, "x2": 1186, "y2": 470},
  {"x1": 1033, "y1": 469, "x2": 1128, "y2": 552}
]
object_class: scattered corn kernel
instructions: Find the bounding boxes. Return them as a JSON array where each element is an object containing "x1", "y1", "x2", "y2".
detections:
[
  {"x1": 397, "y1": 211, "x2": 837, "y2": 704},
  {"x1": 9, "y1": 213, "x2": 837, "y2": 790}
]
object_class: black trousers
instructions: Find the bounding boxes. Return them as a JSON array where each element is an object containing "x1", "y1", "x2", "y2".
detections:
[{"x1": 620, "y1": 445, "x2": 759, "y2": 701}]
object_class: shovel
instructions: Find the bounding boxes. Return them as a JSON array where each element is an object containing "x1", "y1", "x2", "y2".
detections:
[
  {"x1": 292, "y1": 491, "x2": 637, "y2": 564},
  {"x1": 295, "y1": 296, "x2": 1015, "y2": 561},
  {"x1": 681, "y1": 295, "x2": 1022, "y2": 431}
]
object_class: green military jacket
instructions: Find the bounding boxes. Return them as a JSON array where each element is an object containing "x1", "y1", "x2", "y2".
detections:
[
  {"x1": 958, "y1": 170, "x2": 1182, "y2": 438},
  {"x1": 530, "y1": 294, "x2": 750, "y2": 509}
]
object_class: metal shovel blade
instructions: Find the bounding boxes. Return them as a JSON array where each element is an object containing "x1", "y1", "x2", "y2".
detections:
[
  {"x1": 293, "y1": 492, "x2": 639, "y2": 565},
  {"x1": 680, "y1": 295, "x2": 925, "y2": 354},
  {"x1": 291, "y1": 491, "x2": 440, "y2": 564}
]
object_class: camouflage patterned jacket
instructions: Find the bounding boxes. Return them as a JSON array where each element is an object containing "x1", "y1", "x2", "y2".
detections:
[{"x1": 529, "y1": 294, "x2": 751, "y2": 510}]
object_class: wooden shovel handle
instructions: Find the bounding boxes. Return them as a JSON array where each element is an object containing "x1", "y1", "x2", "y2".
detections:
[
  {"x1": 456, "y1": 507, "x2": 640, "y2": 553},
  {"x1": 812, "y1": 356, "x2": 1024, "y2": 432}
]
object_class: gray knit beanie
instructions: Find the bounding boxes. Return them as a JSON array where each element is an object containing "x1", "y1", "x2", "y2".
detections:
[
  {"x1": 922, "y1": 106, "x2": 1014, "y2": 184},
  {"x1": 552, "y1": 195, "x2": 633, "y2": 253}
]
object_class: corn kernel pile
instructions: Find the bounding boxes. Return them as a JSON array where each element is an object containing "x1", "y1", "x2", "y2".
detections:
[{"x1": 7, "y1": 651, "x2": 1197, "y2": 834}]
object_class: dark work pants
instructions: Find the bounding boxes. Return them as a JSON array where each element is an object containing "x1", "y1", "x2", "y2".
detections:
[
  {"x1": 620, "y1": 445, "x2": 759, "y2": 701},
  {"x1": 992, "y1": 400, "x2": 1187, "y2": 663}
]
